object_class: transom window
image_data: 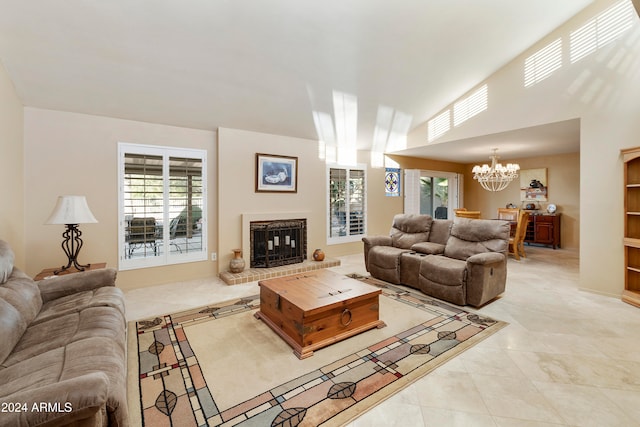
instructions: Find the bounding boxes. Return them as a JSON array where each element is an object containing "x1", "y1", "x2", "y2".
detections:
[{"x1": 118, "y1": 143, "x2": 207, "y2": 270}]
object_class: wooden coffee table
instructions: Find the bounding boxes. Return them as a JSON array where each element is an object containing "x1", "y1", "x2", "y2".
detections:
[{"x1": 254, "y1": 269, "x2": 386, "y2": 359}]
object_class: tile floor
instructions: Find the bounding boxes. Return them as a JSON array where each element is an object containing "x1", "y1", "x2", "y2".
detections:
[{"x1": 125, "y1": 246, "x2": 640, "y2": 426}]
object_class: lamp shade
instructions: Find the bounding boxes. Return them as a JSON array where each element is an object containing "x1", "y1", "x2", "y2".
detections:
[{"x1": 45, "y1": 196, "x2": 98, "y2": 225}]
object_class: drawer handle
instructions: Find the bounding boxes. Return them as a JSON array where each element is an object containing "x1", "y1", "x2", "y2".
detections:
[{"x1": 341, "y1": 309, "x2": 353, "y2": 327}]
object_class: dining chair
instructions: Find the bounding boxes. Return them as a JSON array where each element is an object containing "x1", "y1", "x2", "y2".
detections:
[
  {"x1": 509, "y1": 210, "x2": 530, "y2": 260},
  {"x1": 455, "y1": 210, "x2": 481, "y2": 219},
  {"x1": 497, "y1": 208, "x2": 519, "y2": 221}
]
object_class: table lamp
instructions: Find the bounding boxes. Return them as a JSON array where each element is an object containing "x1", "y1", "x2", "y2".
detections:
[{"x1": 45, "y1": 195, "x2": 98, "y2": 274}]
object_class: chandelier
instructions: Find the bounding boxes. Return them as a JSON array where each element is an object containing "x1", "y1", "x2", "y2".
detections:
[{"x1": 472, "y1": 149, "x2": 520, "y2": 192}]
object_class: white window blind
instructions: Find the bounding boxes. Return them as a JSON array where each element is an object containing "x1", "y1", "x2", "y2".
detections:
[
  {"x1": 328, "y1": 165, "x2": 366, "y2": 243},
  {"x1": 119, "y1": 143, "x2": 207, "y2": 270}
]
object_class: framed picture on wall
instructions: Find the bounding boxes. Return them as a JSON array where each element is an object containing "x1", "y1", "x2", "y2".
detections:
[
  {"x1": 520, "y1": 168, "x2": 548, "y2": 201},
  {"x1": 256, "y1": 153, "x2": 298, "y2": 193}
]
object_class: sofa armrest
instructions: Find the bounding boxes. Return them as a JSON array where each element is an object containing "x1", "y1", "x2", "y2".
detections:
[
  {"x1": 362, "y1": 236, "x2": 393, "y2": 271},
  {"x1": 362, "y1": 236, "x2": 392, "y2": 247},
  {"x1": 465, "y1": 253, "x2": 507, "y2": 307},
  {"x1": 466, "y1": 252, "x2": 505, "y2": 266},
  {"x1": 38, "y1": 268, "x2": 117, "y2": 303},
  {"x1": 0, "y1": 372, "x2": 109, "y2": 427}
]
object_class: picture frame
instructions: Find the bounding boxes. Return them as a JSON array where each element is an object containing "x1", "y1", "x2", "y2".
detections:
[
  {"x1": 256, "y1": 153, "x2": 298, "y2": 193},
  {"x1": 520, "y1": 168, "x2": 548, "y2": 201}
]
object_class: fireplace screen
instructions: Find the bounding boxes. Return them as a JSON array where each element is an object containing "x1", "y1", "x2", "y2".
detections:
[{"x1": 250, "y1": 219, "x2": 307, "y2": 268}]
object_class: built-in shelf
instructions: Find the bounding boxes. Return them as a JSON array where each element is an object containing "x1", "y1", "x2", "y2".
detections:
[{"x1": 622, "y1": 146, "x2": 640, "y2": 308}]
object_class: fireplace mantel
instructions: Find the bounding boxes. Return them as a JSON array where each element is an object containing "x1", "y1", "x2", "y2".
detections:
[{"x1": 242, "y1": 212, "x2": 311, "y2": 259}]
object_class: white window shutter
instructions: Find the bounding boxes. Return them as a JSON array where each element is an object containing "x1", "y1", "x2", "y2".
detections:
[{"x1": 404, "y1": 169, "x2": 421, "y2": 215}]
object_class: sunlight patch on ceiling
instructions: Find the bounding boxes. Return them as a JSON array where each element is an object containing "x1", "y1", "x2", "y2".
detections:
[
  {"x1": 333, "y1": 91, "x2": 358, "y2": 166},
  {"x1": 312, "y1": 90, "x2": 359, "y2": 166},
  {"x1": 371, "y1": 106, "x2": 412, "y2": 168}
]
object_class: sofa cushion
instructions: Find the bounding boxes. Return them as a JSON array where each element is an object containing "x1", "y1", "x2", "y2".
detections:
[
  {"x1": 33, "y1": 286, "x2": 125, "y2": 325},
  {"x1": 4, "y1": 306, "x2": 125, "y2": 367},
  {"x1": 368, "y1": 245, "x2": 410, "y2": 284},
  {"x1": 390, "y1": 214, "x2": 433, "y2": 249},
  {"x1": 0, "y1": 240, "x2": 14, "y2": 284},
  {"x1": 420, "y1": 255, "x2": 467, "y2": 286},
  {"x1": 0, "y1": 300, "x2": 24, "y2": 367},
  {"x1": 429, "y1": 219, "x2": 453, "y2": 245},
  {"x1": 0, "y1": 336, "x2": 128, "y2": 425},
  {"x1": 0, "y1": 372, "x2": 109, "y2": 427},
  {"x1": 444, "y1": 218, "x2": 509, "y2": 261},
  {"x1": 418, "y1": 256, "x2": 467, "y2": 305},
  {"x1": 0, "y1": 268, "x2": 43, "y2": 365},
  {"x1": 38, "y1": 268, "x2": 118, "y2": 303}
]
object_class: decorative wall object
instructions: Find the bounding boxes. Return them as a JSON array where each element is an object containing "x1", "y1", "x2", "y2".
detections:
[
  {"x1": 256, "y1": 153, "x2": 298, "y2": 193},
  {"x1": 385, "y1": 168, "x2": 401, "y2": 197},
  {"x1": 520, "y1": 168, "x2": 548, "y2": 201}
]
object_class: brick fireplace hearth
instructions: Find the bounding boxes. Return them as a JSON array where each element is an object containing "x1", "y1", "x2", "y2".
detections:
[{"x1": 219, "y1": 257, "x2": 340, "y2": 285}]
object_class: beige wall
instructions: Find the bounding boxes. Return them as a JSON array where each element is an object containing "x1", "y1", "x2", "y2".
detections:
[
  {"x1": 0, "y1": 61, "x2": 25, "y2": 267},
  {"x1": 407, "y1": 0, "x2": 639, "y2": 297},
  {"x1": 464, "y1": 152, "x2": 580, "y2": 250},
  {"x1": 23, "y1": 108, "x2": 218, "y2": 290},
  {"x1": 389, "y1": 152, "x2": 580, "y2": 250},
  {"x1": 217, "y1": 128, "x2": 402, "y2": 270}
]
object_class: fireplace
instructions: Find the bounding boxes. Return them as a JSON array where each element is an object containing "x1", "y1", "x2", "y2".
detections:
[{"x1": 250, "y1": 219, "x2": 307, "y2": 268}]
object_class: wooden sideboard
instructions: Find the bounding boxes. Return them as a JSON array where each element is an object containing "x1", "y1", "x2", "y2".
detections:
[{"x1": 524, "y1": 213, "x2": 561, "y2": 249}]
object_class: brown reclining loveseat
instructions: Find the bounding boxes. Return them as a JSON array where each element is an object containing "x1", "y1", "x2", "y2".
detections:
[{"x1": 363, "y1": 214, "x2": 509, "y2": 307}]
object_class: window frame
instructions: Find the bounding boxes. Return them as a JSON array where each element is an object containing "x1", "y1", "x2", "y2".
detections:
[
  {"x1": 118, "y1": 142, "x2": 207, "y2": 270},
  {"x1": 404, "y1": 169, "x2": 461, "y2": 217},
  {"x1": 326, "y1": 163, "x2": 367, "y2": 245}
]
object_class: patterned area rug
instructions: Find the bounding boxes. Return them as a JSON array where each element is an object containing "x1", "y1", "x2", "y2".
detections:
[{"x1": 127, "y1": 275, "x2": 506, "y2": 426}]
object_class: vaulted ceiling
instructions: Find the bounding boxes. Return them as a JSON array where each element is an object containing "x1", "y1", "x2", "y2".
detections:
[{"x1": 0, "y1": 0, "x2": 593, "y2": 161}]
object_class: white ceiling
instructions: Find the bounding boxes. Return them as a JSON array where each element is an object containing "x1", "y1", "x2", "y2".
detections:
[{"x1": 0, "y1": 0, "x2": 592, "y2": 160}]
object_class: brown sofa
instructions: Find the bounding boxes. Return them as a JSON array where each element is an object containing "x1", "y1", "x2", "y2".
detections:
[
  {"x1": 0, "y1": 240, "x2": 128, "y2": 427},
  {"x1": 363, "y1": 214, "x2": 510, "y2": 307}
]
